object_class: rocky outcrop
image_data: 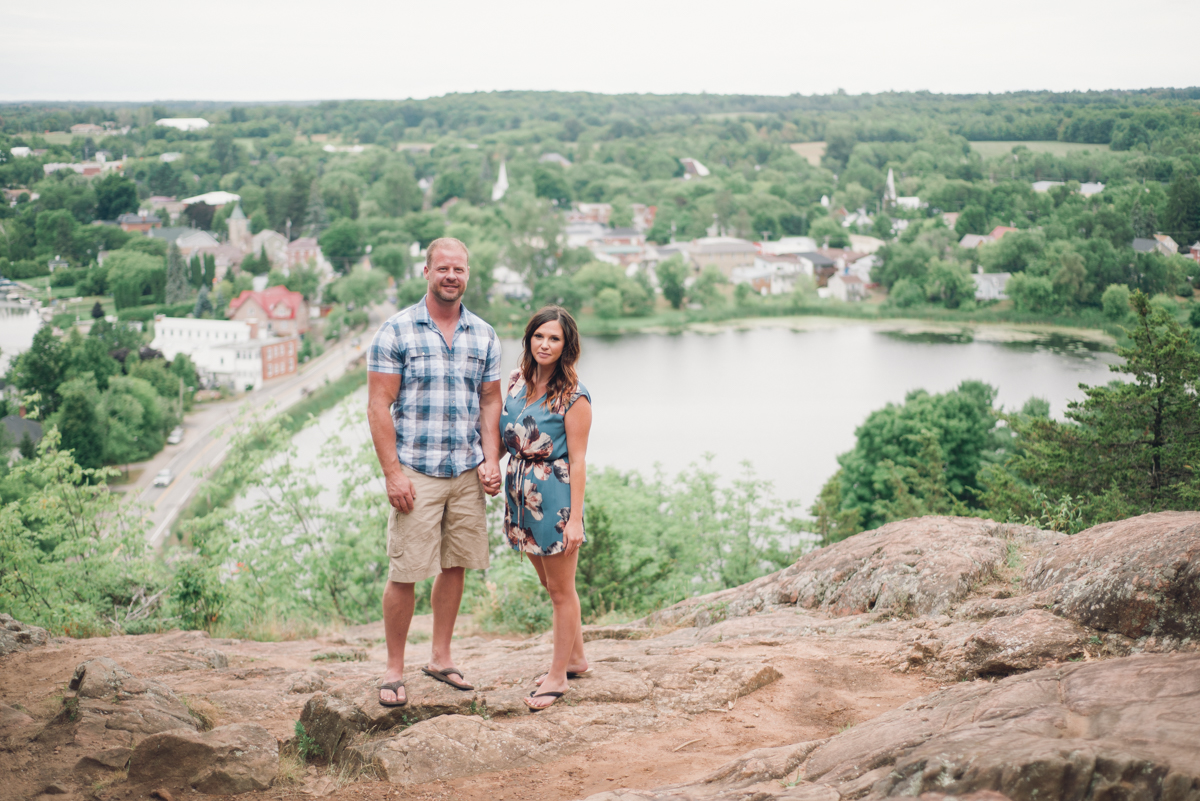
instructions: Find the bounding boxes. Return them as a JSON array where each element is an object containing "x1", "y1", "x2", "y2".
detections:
[
  {"x1": 303, "y1": 654, "x2": 782, "y2": 773},
  {"x1": 127, "y1": 723, "x2": 278, "y2": 794},
  {"x1": 0, "y1": 614, "x2": 49, "y2": 656},
  {"x1": 578, "y1": 653, "x2": 1200, "y2": 801},
  {"x1": 953, "y1": 609, "x2": 1090, "y2": 679},
  {"x1": 65, "y1": 657, "x2": 197, "y2": 776},
  {"x1": 648, "y1": 518, "x2": 1057, "y2": 628},
  {"x1": 1026, "y1": 511, "x2": 1200, "y2": 639}
]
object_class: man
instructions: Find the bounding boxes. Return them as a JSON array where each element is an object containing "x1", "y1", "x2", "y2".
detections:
[{"x1": 367, "y1": 237, "x2": 502, "y2": 707}]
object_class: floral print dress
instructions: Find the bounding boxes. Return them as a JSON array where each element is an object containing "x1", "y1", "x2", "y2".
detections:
[{"x1": 500, "y1": 369, "x2": 591, "y2": 555}]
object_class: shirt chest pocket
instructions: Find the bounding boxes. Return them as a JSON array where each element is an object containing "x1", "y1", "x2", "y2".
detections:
[
  {"x1": 406, "y1": 351, "x2": 440, "y2": 383},
  {"x1": 460, "y1": 353, "x2": 486, "y2": 385}
]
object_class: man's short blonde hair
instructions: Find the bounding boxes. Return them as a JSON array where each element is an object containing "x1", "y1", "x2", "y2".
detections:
[{"x1": 426, "y1": 237, "x2": 470, "y2": 266}]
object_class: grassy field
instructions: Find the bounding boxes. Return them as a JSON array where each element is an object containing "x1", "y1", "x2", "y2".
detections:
[
  {"x1": 789, "y1": 142, "x2": 826, "y2": 166},
  {"x1": 969, "y1": 141, "x2": 1112, "y2": 158}
]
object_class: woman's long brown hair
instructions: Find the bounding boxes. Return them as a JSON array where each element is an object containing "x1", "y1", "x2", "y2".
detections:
[{"x1": 519, "y1": 305, "x2": 581, "y2": 413}]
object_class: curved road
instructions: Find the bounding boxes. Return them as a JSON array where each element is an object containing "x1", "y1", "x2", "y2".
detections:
[{"x1": 133, "y1": 304, "x2": 391, "y2": 549}]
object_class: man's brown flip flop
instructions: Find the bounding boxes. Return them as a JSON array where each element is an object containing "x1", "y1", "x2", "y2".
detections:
[
  {"x1": 421, "y1": 666, "x2": 474, "y2": 691},
  {"x1": 378, "y1": 679, "x2": 406, "y2": 707}
]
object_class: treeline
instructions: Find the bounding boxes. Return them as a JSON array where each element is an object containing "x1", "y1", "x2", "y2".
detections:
[{"x1": 813, "y1": 291, "x2": 1200, "y2": 541}]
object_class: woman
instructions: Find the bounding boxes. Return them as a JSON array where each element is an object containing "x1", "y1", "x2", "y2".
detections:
[{"x1": 501, "y1": 305, "x2": 592, "y2": 711}]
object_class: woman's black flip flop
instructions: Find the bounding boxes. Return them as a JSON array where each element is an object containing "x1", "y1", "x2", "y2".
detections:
[{"x1": 525, "y1": 690, "x2": 564, "y2": 711}]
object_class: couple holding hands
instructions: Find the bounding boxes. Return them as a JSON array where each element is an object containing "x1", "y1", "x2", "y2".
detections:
[{"x1": 366, "y1": 237, "x2": 591, "y2": 712}]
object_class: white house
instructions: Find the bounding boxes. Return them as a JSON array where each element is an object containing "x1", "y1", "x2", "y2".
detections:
[
  {"x1": 827, "y1": 272, "x2": 867, "y2": 302},
  {"x1": 733, "y1": 254, "x2": 809, "y2": 295},
  {"x1": 973, "y1": 272, "x2": 1011, "y2": 301},
  {"x1": 760, "y1": 236, "x2": 819, "y2": 256},
  {"x1": 156, "y1": 118, "x2": 210, "y2": 132},
  {"x1": 150, "y1": 316, "x2": 296, "y2": 391}
]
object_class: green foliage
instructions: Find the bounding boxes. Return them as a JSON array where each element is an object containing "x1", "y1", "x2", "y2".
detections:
[
  {"x1": 656, "y1": 255, "x2": 688, "y2": 310},
  {"x1": 293, "y1": 721, "x2": 322, "y2": 762},
  {"x1": 985, "y1": 291, "x2": 1200, "y2": 525},
  {"x1": 0, "y1": 429, "x2": 164, "y2": 636},
  {"x1": 833, "y1": 381, "x2": 1001, "y2": 531},
  {"x1": 691, "y1": 265, "x2": 727, "y2": 309},
  {"x1": 593, "y1": 287, "x2": 622, "y2": 319},
  {"x1": 164, "y1": 242, "x2": 190, "y2": 304},
  {"x1": 1101, "y1": 283, "x2": 1132, "y2": 320},
  {"x1": 319, "y1": 218, "x2": 364, "y2": 272},
  {"x1": 329, "y1": 264, "x2": 387, "y2": 309},
  {"x1": 106, "y1": 250, "x2": 166, "y2": 309},
  {"x1": 1163, "y1": 171, "x2": 1200, "y2": 249},
  {"x1": 93, "y1": 174, "x2": 139, "y2": 221},
  {"x1": 171, "y1": 558, "x2": 225, "y2": 630}
]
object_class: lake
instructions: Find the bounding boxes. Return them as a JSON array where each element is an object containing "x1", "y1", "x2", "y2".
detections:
[
  {"x1": 0, "y1": 302, "x2": 43, "y2": 375},
  {"x1": 283, "y1": 318, "x2": 1123, "y2": 511}
]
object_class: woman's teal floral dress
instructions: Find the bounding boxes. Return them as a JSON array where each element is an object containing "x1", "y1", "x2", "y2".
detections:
[{"x1": 501, "y1": 369, "x2": 590, "y2": 555}]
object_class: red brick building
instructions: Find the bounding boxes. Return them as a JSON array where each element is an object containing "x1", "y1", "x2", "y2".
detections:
[{"x1": 261, "y1": 338, "x2": 298, "y2": 382}]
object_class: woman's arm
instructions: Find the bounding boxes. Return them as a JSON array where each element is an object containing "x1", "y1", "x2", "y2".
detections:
[{"x1": 562, "y1": 396, "x2": 592, "y2": 556}]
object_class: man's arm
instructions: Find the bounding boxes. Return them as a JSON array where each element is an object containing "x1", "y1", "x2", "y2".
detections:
[
  {"x1": 477, "y1": 379, "x2": 502, "y2": 496},
  {"x1": 368, "y1": 370, "x2": 416, "y2": 513}
]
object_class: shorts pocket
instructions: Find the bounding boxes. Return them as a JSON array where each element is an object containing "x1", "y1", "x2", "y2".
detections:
[{"x1": 387, "y1": 507, "x2": 407, "y2": 557}]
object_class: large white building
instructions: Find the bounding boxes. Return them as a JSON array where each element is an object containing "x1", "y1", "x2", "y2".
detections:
[
  {"x1": 151, "y1": 317, "x2": 297, "y2": 391},
  {"x1": 156, "y1": 118, "x2": 210, "y2": 132}
]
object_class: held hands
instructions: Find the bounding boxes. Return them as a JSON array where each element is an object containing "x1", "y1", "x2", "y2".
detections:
[
  {"x1": 477, "y1": 459, "x2": 502, "y2": 496},
  {"x1": 563, "y1": 517, "x2": 585, "y2": 556},
  {"x1": 386, "y1": 470, "x2": 417, "y2": 514}
]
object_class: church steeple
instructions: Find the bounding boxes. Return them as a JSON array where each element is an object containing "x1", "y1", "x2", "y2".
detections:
[{"x1": 227, "y1": 201, "x2": 251, "y2": 251}]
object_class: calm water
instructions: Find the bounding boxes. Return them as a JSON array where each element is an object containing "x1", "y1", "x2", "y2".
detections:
[
  {"x1": 0, "y1": 303, "x2": 42, "y2": 374},
  {"x1": 288, "y1": 321, "x2": 1123, "y2": 511}
]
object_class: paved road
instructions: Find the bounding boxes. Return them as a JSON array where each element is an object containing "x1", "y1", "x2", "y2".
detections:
[{"x1": 134, "y1": 306, "x2": 389, "y2": 549}]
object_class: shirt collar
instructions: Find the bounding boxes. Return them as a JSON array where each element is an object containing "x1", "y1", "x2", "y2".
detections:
[{"x1": 416, "y1": 295, "x2": 473, "y2": 332}]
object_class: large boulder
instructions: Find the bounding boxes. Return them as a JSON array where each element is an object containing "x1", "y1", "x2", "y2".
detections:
[
  {"x1": 650, "y1": 517, "x2": 1057, "y2": 628},
  {"x1": 127, "y1": 723, "x2": 278, "y2": 794},
  {"x1": 0, "y1": 614, "x2": 49, "y2": 656},
  {"x1": 1026, "y1": 511, "x2": 1200, "y2": 640}
]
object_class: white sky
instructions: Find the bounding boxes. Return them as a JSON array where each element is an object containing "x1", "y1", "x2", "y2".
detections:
[{"x1": 2, "y1": 0, "x2": 1197, "y2": 102}]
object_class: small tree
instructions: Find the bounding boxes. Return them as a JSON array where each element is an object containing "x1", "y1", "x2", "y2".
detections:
[
  {"x1": 193, "y1": 286, "x2": 213, "y2": 318},
  {"x1": 90, "y1": 301, "x2": 104, "y2": 319},
  {"x1": 594, "y1": 287, "x2": 622, "y2": 319},
  {"x1": 657, "y1": 255, "x2": 688, "y2": 310},
  {"x1": 165, "y1": 242, "x2": 189, "y2": 304}
]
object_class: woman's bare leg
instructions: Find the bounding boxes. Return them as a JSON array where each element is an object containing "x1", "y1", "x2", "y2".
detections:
[
  {"x1": 526, "y1": 550, "x2": 586, "y2": 707},
  {"x1": 528, "y1": 554, "x2": 588, "y2": 682}
]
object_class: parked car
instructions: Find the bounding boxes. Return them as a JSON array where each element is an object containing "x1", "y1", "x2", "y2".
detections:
[
  {"x1": 153, "y1": 468, "x2": 172, "y2": 487},
  {"x1": 167, "y1": 426, "x2": 184, "y2": 445}
]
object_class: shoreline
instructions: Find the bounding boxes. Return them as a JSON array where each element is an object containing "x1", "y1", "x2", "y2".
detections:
[{"x1": 569, "y1": 312, "x2": 1120, "y2": 349}]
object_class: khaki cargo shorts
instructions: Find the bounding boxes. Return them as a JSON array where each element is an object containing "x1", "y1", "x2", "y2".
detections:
[{"x1": 386, "y1": 464, "x2": 489, "y2": 584}]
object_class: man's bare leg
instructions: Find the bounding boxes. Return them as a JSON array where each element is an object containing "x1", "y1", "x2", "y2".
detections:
[
  {"x1": 428, "y1": 566, "x2": 465, "y2": 673},
  {"x1": 381, "y1": 580, "x2": 415, "y2": 704}
]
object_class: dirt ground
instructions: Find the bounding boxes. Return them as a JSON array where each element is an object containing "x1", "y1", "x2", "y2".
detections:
[{"x1": 1, "y1": 614, "x2": 938, "y2": 801}]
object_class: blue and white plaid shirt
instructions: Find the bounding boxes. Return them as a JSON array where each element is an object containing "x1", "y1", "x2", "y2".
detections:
[{"x1": 368, "y1": 297, "x2": 502, "y2": 478}]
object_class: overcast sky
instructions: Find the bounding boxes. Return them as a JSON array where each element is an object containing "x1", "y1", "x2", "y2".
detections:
[{"x1": 2, "y1": 0, "x2": 1197, "y2": 103}]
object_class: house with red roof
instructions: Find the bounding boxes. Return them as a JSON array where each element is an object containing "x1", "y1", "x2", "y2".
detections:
[
  {"x1": 227, "y1": 286, "x2": 310, "y2": 336},
  {"x1": 988, "y1": 226, "x2": 1020, "y2": 241}
]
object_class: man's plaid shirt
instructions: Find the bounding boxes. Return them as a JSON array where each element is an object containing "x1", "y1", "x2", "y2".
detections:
[{"x1": 368, "y1": 297, "x2": 502, "y2": 478}]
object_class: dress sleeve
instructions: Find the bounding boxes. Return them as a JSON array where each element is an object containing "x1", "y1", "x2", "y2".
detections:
[
  {"x1": 564, "y1": 383, "x2": 591, "y2": 412},
  {"x1": 506, "y1": 368, "x2": 523, "y2": 397}
]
